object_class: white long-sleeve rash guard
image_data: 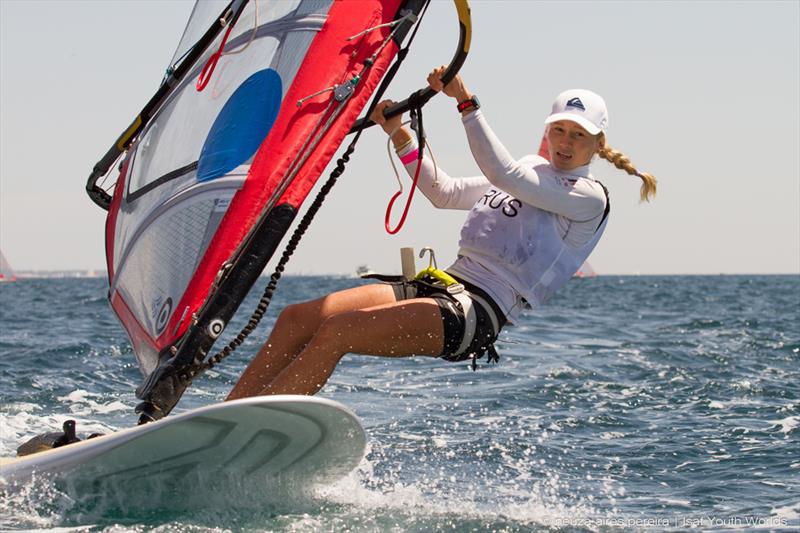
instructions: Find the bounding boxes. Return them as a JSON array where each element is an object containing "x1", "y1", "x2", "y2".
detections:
[{"x1": 396, "y1": 109, "x2": 608, "y2": 320}]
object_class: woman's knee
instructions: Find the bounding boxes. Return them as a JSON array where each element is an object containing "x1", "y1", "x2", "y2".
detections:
[
  {"x1": 275, "y1": 301, "x2": 321, "y2": 336},
  {"x1": 309, "y1": 312, "x2": 355, "y2": 354}
]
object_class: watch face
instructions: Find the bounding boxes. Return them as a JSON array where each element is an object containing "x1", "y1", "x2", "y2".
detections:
[{"x1": 458, "y1": 97, "x2": 479, "y2": 111}]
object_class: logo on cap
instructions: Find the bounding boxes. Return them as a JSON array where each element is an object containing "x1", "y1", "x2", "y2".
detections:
[{"x1": 566, "y1": 97, "x2": 586, "y2": 111}]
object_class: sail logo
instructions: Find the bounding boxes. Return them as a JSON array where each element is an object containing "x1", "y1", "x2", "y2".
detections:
[
  {"x1": 155, "y1": 297, "x2": 173, "y2": 334},
  {"x1": 213, "y1": 197, "x2": 231, "y2": 212},
  {"x1": 566, "y1": 97, "x2": 586, "y2": 111},
  {"x1": 556, "y1": 176, "x2": 579, "y2": 189},
  {"x1": 197, "y1": 69, "x2": 282, "y2": 183}
]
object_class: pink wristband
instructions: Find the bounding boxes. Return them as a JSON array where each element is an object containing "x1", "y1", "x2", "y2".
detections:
[{"x1": 400, "y1": 149, "x2": 419, "y2": 165}]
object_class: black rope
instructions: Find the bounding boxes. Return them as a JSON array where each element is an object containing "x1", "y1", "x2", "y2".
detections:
[
  {"x1": 408, "y1": 89, "x2": 426, "y2": 154},
  {"x1": 202, "y1": 143, "x2": 355, "y2": 371},
  {"x1": 200, "y1": 6, "x2": 430, "y2": 372}
]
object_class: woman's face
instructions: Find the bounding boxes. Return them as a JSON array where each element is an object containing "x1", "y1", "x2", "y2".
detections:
[{"x1": 545, "y1": 120, "x2": 602, "y2": 171}]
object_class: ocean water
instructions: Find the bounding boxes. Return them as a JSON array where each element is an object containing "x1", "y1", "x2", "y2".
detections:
[{"x1": 0, "y1": 275, "x2": 798, "y2": 532}]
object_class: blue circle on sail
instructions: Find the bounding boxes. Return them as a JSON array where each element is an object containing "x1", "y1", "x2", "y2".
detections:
[{"x1": 197, "y1": 68, "x2": 282, "y2": 182}]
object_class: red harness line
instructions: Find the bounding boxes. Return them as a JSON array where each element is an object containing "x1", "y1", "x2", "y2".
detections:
[{"x1": 384, "y1": 149, "x2": 423, "y2": 234}]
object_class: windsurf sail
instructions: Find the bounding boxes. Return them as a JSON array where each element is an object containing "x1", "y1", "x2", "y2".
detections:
[
  {"x1": 0, "y1": 250, "x2": 17, "y2": 283},
  {"x1": 86, "y1": 0, "x2": 471, "y2": 422},
  {"x1": 574, "y1": 261, "x2": 597, "y2": 278}
]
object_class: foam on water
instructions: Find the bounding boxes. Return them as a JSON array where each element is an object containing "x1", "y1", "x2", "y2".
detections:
[
  {"x1": 1, "y1": 276, "x2": 798, "y2": 531},
  {"x1": 314, "y1": 455, "x2": 609, "y2": 532},
  {"x1": 768, "y1": 416, "x2": 799, "y2": 435}
]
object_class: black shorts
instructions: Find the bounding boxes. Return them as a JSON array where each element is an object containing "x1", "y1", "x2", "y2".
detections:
[{"x1": 392, "y1": 275, "x2": 506, "y2": 363}]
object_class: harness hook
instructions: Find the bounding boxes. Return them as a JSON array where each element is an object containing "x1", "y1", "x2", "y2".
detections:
[{"x1": 419, "y1": 247, "x2": 438, "y2": 270}]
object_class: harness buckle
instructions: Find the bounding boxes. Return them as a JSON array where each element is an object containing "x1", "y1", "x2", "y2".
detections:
[{"x1": 446, "y1": 283, "x2": 465, "y2": 294}]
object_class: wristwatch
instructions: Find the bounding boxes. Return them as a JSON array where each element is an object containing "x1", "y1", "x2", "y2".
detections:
[{"x1": 457, "y1": 95, "x2": 480, "y2": 113}]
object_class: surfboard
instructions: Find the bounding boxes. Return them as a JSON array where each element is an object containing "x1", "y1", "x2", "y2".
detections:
[{"x1": 0, "y1": 396, "x2": 366, "y2": 501}]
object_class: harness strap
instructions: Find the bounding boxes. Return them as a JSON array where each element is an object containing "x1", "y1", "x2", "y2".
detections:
[
  {"x1": 467, "y1": 292, "x2": 500, "y2": 336},
  {"x1": 596, "y1": 181, "x2": 611, "y2": 231},
  {"x1": 457, "y1": 288, "x2": 503, "y2": 371},
  {"x1": 452, "y1": 289, "x2": 503, "y2": 372},
  {"x1": 486, "y1": 344, "x2": 499, "y2": 364},
  {"x1": 365, "y1": 271, "x2": 503, "y2": 370},
  {"x1": 451, "y1": 292, "x2": 477, "y2": 355}
]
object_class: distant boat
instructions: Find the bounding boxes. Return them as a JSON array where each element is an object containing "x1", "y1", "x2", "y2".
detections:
[
  {"x1": 355, "y1": 265, "x2": 376, "y2": 278},
  {"x1": 0, "y1": 250, "x2": 17, "y2": 283},
  {"x1": 574, "y1": 261, "x2": 597, "y2": 278}
]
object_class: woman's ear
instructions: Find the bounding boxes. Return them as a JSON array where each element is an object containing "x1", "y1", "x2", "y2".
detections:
[{"x1": 596, "y1": 133, "x2": 606, "y2": 152}]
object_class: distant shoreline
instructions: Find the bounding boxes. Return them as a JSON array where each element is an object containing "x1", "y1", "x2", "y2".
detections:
[
  {"x1": 12, "y1": 270, "x2": 106, "y2": 279},
  {"x1": 7, "y1": 271, "x2": 800, "y2": 280}
]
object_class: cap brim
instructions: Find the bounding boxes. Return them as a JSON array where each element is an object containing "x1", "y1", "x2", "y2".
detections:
[{"x1": 544, "y1": 113, "x2": 602, "y2": 135}]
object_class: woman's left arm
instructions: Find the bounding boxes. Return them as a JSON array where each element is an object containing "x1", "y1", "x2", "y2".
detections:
[
  {"x1": 427, "y1": 67, "x2": 605, "y2": 221},
  {"x1": 462, "y1": 110, "x2": 606, "y2": 221}
]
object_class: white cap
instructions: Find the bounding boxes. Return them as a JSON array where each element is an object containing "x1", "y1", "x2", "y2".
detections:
[{"x1": 544, "y1": 89, "x2": 608, "y2": 135}]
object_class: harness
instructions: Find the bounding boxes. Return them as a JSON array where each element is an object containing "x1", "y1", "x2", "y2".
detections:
[{"x1": 366, "y1": 247, "x2": 504, "y2": 370}]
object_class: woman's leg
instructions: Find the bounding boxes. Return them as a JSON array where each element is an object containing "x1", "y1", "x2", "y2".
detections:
[
  {"x1": 227, "y1": 283, "x2": 399, "y2": 400},
  {"x1": 254, "y1": 297, "x2": 444, "y2": 396}
]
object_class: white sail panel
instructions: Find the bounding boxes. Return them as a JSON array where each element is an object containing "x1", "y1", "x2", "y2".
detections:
[{"x1": 110, "y1": 0, "x2": 334, "y2": 372}]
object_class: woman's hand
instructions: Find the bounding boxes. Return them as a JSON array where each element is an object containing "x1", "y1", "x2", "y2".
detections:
[
  {"x1": 370, "y1": 99, "x2": 403, "y2": 135},
  {"x1": 427, "y1": 65, "x2": 471, "y2": 102},
  {"x1": 370, "y1": 99, "x2": 412, "y2": 149}
]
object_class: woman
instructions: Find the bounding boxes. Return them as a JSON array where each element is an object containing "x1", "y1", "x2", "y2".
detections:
[{"x1": 227, "y1": 67, "x2": 656, "y2": 400}]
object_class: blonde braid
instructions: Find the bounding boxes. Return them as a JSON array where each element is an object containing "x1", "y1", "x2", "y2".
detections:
[{"x1": 597, "y1": 138, "x2": 657, "y2": 202}]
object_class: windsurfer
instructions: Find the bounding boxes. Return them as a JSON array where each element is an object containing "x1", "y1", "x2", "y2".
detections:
[{"x1": 227, "y1": 68, "x2": 657, "y2": 399}]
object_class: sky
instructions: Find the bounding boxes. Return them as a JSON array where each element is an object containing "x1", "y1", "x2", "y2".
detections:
[{"x1": 1, "y1": 0, "x2": 798, "y2": 276}]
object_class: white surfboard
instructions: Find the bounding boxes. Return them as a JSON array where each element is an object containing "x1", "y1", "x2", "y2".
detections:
[{"x1": 0, "y1": 396, "x2": 366, "y2": 501}]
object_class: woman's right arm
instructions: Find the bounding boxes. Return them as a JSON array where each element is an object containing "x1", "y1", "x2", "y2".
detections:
[
  {"x1": 370, "y1": 101, "x2": 489, "y2": 210},
  {"x1": 396, "y1": 137, "x2": 490, "y2": 210}
]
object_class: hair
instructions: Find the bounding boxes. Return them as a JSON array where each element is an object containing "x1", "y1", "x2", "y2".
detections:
[{"x1": 597, "y1": 134, "x2": 657, "y2": 202}]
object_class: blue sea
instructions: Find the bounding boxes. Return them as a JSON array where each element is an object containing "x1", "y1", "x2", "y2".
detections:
[{"x1": 1, "y1": 275, "x2": 798, "y2": 532}]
